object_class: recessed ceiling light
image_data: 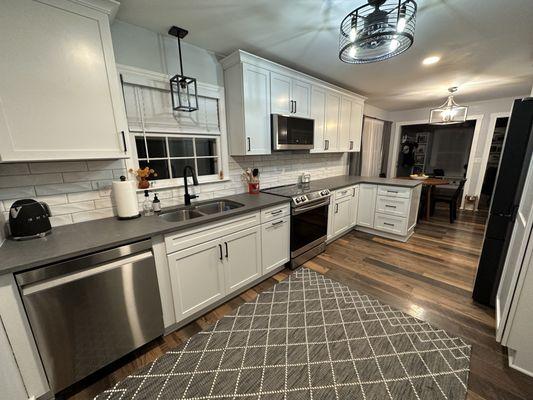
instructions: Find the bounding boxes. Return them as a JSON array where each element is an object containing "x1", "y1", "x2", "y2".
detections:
[{"x1": 422, "y1": 56, "x2": 441, "y2": 65}]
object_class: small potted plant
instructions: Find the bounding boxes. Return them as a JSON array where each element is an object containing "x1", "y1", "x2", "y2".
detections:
[{"x1": 129, "y1": 167, "x2": 157, "y2": 189}]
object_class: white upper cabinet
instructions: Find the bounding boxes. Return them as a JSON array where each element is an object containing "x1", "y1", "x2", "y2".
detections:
[
  {"x1": 221, "y1": 50, "x2": 365, "y2": 156},
  {"x1": 224, "y1": 61, "x2": 271, "y2": 155},
  {"x1": 270, "y1": 73, "x2": 311, "y2": 118},
  {"x1": 291, "y1": 79, "x2": 311, "y2": 118},
  {"x1": 310, "y1": 86, "x2": 327, "y2": 153},
  {"x1": 0, "y1": 0, "x2": 128, "y2": 162},
  {"x1": 324, "y1": 92, "x2": 341, "y2": 152},
  {"x1": 270, "y1": 72, "x2": 292, "y2": 115}
]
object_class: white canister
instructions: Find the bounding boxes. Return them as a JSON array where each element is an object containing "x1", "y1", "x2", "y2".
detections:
[{"x1": 112, "y1": 176, "x2": 141, "y2": 219}]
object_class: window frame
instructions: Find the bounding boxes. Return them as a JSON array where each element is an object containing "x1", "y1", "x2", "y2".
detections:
[{"x1": 118, "y1": 64, "x2": 230, "y2": 190}]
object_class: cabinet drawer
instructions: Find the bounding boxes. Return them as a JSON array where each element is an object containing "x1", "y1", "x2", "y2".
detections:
[
  {"x1": 377, "y1": 185, "x2": 411, "y2": 199},
  {"x1": 335, "y1": 186, "x2": 356, "y2": 200},
  {"x1": 374, "y1": 213, "x2": 407, "y2": 236},
  {"x1": 165, "y1": 212, "x2": 260, "y2": 254},
  {"x1": 376, "y1": 195, "x2": 410, "y2": 217},
  {"x1": 261, "y1": 203, "x2": 290, "y2": 223}
]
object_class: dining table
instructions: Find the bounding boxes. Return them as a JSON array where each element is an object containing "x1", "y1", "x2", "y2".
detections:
[{"x1": 397, "y1": 177, "x2": 451, "y2": 220}]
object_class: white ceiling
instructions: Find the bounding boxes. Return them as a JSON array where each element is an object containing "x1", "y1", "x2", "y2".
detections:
[{"x1": 116, "y1": 0, "x2": 533, "y2": 111}]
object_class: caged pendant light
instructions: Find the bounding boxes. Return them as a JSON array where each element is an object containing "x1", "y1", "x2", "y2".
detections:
[
  {"x1": 168, "y1": 26, "x2": 198, "y2": 112},
  {"x1": 339, "y1": 0, "x2": 417, "y2": 64},
  {"x1": 429, "y1": 87, "x2": 469, "y2": 125}
]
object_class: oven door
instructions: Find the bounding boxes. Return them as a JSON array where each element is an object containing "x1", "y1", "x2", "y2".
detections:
[
  {"x1": 272, "y1": 114, "x2": 314, "y2": 150},
  {"x1": 291, "y1": 198, "x2": 329, "y2": 257}
]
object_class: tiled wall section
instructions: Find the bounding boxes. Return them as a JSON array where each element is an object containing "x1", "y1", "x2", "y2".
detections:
[{"x1": 0, "y1": 152, "x2": 348, "y2": 233}]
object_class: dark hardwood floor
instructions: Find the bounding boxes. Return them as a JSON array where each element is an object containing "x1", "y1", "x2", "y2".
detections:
[{"x1": 63, "y1": 207, "x2": 533, "y2": 400}]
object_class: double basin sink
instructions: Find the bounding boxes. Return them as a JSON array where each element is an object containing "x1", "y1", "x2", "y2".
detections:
[{"x1": 158, "y1": 199, "x2": 244, "y2": 222}]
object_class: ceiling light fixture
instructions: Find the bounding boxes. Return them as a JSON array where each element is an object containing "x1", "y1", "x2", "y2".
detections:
[
  {"x1": 429, "y1": 87, "x2": 469, "y2": 125},
  {"x1": 422, "y1": 56, "x2": 441, "y2": 65},
  {"x1": 339, "y1": 0, "x2": 417, "y2": 64},
  {"x1": 168, "y1": 26, "x2": 198, "y2": 112}
]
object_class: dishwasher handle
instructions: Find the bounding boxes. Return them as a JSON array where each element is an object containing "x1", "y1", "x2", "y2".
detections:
[
  {"x1": 21, "y1": 252, "x2": 153, "y2": 296},
  {"x1": 16, "y1": 239, "x2": 153, "y2": 287}
]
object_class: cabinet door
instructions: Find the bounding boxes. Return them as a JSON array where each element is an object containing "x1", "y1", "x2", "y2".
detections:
[
  {"x1": 243, "y1": 63, "x2": 271, "y2": 155},
  {"x1": 168, "y1": 239, "x2": 225, "y2": 321},
  {"x1": 0, "y1": 0, "x2": 126, "y2": 162},
  {"x1": 350, "y1": 186, "x2": 359, "y2": 227},
  {"x1": 324, "y1": 92, "x2": 341, "y2": 152},
  {"x1": 261, "y1": 217, "x2": 290, "y2": 274},
  {"x1": 357, "y1": 184, "x2": 377, "y2": 228},
  {"x1": 291, "y1": 79, "x2": 311, "y2": 118},
  {"x1": 270, "y1": 72, "x2": 292, "y2": 115},
  {"x1": 223, "y1": 226, "x2": 262, "y2": 293},
  {"x1": 310, "y1": 86, "x2": 326, "y2": 153},
  {"x1": 349, "y1": 101, "x2": 364, "y2": 152},
  {"x1": 338, "y1": 97, "x2": 352, "y2": 152},
  {"x1": 332, "y1": 198, "x2": 353, "y2": 237}
]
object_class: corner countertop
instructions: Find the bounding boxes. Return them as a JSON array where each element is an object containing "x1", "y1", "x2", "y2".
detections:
[
  {"x1": 0, "y1": 192, "x2": 289, "y2": 276},
  {"x1": 303, "y1": 175, "x2": 423, "y2": 191}
]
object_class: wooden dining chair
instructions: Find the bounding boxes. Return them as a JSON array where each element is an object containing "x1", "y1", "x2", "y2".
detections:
[{"x1": 430, "y1": 179, "x2": 466, "y2": 223}]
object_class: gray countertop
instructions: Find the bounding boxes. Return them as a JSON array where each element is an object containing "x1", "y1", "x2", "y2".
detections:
[
  {"x1": 0, "y1": 192, "x2": 289, "y2": 275},
  {"x1": 0, "y1": 175, "x2": 421, "y2": 275}
]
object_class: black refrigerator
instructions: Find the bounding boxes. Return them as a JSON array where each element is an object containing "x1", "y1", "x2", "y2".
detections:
[{"x1": 473, "y1": 97, "x2": 533, "y2": 306}]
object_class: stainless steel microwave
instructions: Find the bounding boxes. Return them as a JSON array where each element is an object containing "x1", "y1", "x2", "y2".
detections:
[{"x1": 271, "y1": 114, "x2": 314, "y2": 150}]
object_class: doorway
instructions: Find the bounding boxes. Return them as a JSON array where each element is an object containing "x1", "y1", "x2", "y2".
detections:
[{"x1": 478, "y1": 117, "x2": 510, "y2": 210}]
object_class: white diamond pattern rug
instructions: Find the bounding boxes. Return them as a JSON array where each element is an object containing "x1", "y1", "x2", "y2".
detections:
[{"x1": 95, "y1": 268, "x2": 471, "y2": 399}]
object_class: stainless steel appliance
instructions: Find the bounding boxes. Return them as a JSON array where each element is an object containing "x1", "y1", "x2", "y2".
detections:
[
  {"x1": 9, "y1": 199, "x2": 51, "y2": 240},
  {"x1": 262, "y1": 184, "x2": 330, "y2": 268},
  {"x1": 16, "y1": 240, "x2": 164, "y2": 393},
  {"x1": 271, "y1": 114, "x2": 314, "y2": 150},
  {"x1": 473, "y1": 97, "x2": 533, "y2": 306}
]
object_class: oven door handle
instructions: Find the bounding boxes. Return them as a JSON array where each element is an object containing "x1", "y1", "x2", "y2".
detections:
[{"x1": 292, "y1": 198, "x2": 330, "y2": 215}]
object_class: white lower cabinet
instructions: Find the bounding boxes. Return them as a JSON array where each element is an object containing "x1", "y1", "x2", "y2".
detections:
[
  {"x1": 165, "y1": 208, "x2": 290, "y2": 325},
  {"x1": 357, "y1": 184, "x2": 377, "y2": 228},
  {"x1": 167, "y1": 238, "x2": 226, "y2": 320},
  {"x1": 261, "y1": 216, "x2": 290, "y2": 273},
  {"x1": 332, "y1": 197, "x2": 352, "y2": 237},
  {"x1": 223, "y1": 226, "x2": 262, "y2": 293},
  {"x1": 350, "y1": 186, "x2": 359, "y2": 227}
]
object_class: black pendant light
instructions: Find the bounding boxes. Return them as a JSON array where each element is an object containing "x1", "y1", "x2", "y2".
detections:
[
  {"x1": 168, "y1": 26, "x2": 198, "y2": 112},
  {"x1": 339, "y1": 0, "x2": 417, "y2": 64}
]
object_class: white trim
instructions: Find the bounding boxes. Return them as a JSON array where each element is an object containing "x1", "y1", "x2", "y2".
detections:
[
  {"x1": 474, "y1": 112, "x2": 510, "y2": 205},
  {"x1": 388, "y1": 115, "x2": 484, "y2": 209},
  {"x1": 461, "y1": 114, "x2": 484, "y2": 209}
]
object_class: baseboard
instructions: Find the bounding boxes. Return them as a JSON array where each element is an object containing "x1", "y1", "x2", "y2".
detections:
[{"x1": 355, "y1": 226, "x2": 414, "y2": 242}]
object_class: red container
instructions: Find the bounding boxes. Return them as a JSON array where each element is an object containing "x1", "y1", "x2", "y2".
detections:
[{"x1": 248, "y1": 182, "x2": 260, "y2": 194}]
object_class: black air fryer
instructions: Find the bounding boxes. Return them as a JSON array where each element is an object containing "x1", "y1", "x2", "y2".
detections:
[{"x1": 9, "y1": 199, "x2": 52, "y2": 240}]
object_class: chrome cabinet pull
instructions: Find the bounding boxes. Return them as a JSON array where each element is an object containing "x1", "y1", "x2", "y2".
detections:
[
  {"x1": 384, "y1": 222, "x2": 395, "y2": 227},
  {"x1": 349, "y1": 141, "x2": 353, "y2": 150},
  {"x1": 121, "y1": 131, "x2": 127, "y2": 153},
  {"x1": 385, "y1": 205, "x2": 397, "y2": 209},
  {"x1": 247, "y1": 137, "x2": 251, "y2": 152},
  {"x1": 335, "y1": 204, "x2": 339, "y2": 213},
  {"x1": 294, "y1": 100, "x2": 297, "y2": 114},
  {"x1": 218, "y1": 244, "x2": 223, "y2": 260},
  {"x1": 271, "y1": 220, "x2": 284, "y2": 227},
  {"x1": 271, "y1": 209, "x2": 283, "y2": 215},
  {"x1": 224, "y1": 242, "x2": 229, "y2": 258},
  {"x1": 325, "y1": 139, "x2": 329, "y2": 150}
]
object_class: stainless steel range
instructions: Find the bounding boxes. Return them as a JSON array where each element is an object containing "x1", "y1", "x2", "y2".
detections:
[{"x1": 261, "y1": 184, "x2": 330, "y2": 269}]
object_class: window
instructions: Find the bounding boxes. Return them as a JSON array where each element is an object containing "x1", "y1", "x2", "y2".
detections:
[{"x1": 135, "y1": 134, "x2": 220, "y2": 181}]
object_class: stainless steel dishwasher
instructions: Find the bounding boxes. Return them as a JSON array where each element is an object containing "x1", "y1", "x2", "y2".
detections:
[{"x1": 16, "y1": 239, "x2": 164, "y2": 394}]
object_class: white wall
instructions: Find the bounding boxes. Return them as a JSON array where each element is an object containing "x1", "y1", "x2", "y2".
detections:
[
  {"x1": 386, "y1": 96, "x2": 526, "y2": 206},
  {"x1": 364, "y1": 104, "x2": 391, "y2": 121},
  {"x1": 111, "y1": 20, "x2": 223, "y2": 87}
]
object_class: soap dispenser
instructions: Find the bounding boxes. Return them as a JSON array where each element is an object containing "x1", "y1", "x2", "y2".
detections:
[
  {"x1": 142, "y1": 190, "x2": 154, "y2": 216},
  {"x1": 152, "y1": 193, "x2": 161, "y2": 213}
]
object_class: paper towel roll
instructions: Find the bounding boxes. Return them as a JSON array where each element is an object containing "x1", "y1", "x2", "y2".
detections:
[{"x1": 112, "y1": 178, "x2": 140, "y2": 219}]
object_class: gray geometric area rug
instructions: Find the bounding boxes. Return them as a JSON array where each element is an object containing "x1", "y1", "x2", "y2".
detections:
[{"x1": 95, "y1": 268, "x2": 471, "y2": 400}]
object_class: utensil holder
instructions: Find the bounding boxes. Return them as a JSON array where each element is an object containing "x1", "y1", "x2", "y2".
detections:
[{"x1": 248, "y1": 182, "x2": 260, "y2": 194}]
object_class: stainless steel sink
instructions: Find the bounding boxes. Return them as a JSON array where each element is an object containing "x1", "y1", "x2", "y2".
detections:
[
  {"x1": 195, "y1": 200, "x2": 244, "y2": 215},
  {"x1": 158, "y1": 208, "x2": 205, "y2": 222},
  {"x1": 158, "y1": 199, "x2": 244, "y2": 222}
]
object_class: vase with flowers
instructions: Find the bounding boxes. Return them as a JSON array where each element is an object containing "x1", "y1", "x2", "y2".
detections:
[{"x1": 129, "y1": 167, "x2": 157, "y2": 189}]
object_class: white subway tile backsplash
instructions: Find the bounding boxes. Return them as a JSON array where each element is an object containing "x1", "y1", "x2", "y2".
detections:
[
  {"x1": 50, "y1": 201, "x2": 95, "y2": 216},
  {"x1": 29, "y1": 161, "x2": 87, "y2": 174},
  {"x1": 72, "y1": 207, "x2": 115, "y2": 223},
  {"x1": 0, "y1": 173, "x2": 62, "y2": 188},
  {"x1": 87, "y1": 160, "x2": 125, "y2": 171},
  {"x1": 63, "y1": 170, "x2": 113, "y2": 183},
  {"x1": 0, "y1": 163, "x2": 30, "y2": 176},
  {"x1": 0, "y1": 152, "x2": 349, "y2": 233},
  {"x1": 67, "y1": 191, "x2": 101, "y2": 202},
  {"x1": 0, "y1": 186, "x2": 36, "y2": 201}
]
